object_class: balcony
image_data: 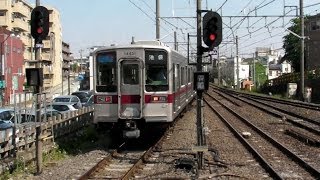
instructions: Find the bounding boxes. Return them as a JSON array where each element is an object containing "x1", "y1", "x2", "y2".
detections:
[
  {"x1": 12, "y1": 2, "x2": 31, "y2": 18},
  {"x1": 41, "y1": 53, "x2": 53, "y2": 62},
  {"x1": 62, "y1": 64, "x2": 70, "y2": 69},
  {"x1": 12, "y1": 18, "x2": 29, "y2": 32},
  {"x1": 62, "y1": 54, "x2": 72, "y2": 61},
  {"x1": 0, "y1": 16, "x2": 9, "y2": 27},
  {"x1": 43, "y1": 40, "x2": 52, "y2": 49},
  {"x1": 0, "y1": 1, "x2": 10, "y2": 10},
  {"x1": 43, "y1": 79, "x2": 52, "y2": 88},
  {"x1": 62, "y1": 46, "x2": 71, "y2": 54},
  {"x1": 43, "y1": 67, "x2": 53, "y2": 74}
]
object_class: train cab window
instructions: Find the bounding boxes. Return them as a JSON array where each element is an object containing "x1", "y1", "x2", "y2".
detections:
[
  {"x1": 145, "y1": 49, "x2": 168, "y2": 92},
  {"x1": 96, "y1": 52, "x2": 117, "y2": 92}
]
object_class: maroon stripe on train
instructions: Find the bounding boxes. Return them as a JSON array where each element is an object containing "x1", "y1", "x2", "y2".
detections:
[
  {"x1": 121, "y1": 95, "x2": 141, "y2": 104},
  {"x1": 112, "y1": 95, "x2": 118, "y2": 103}
]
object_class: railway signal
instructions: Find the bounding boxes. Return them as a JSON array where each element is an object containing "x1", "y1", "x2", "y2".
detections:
[
  {"x1": 31, "y1": 6, "x2": 49, "y2": 44},
  {"x1": 202, "y1": 11, "x2": 222, "y2": 49}
]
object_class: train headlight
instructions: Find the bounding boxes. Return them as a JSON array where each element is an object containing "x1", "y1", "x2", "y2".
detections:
[{"x1": 125, "y1": 122, "x2": 131, "y2": 128}]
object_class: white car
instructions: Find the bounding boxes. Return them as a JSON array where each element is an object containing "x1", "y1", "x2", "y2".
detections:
[
  {"x1": 53, "y1": 95, "x2": 82, "y2": 109},
  {"x1": 51, "y1": 102, "x2": 78, "y2": 113}
]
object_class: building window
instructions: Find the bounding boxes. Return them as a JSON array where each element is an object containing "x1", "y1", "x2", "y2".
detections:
[
  {"x1": 285, "y1": 68, "x2": 288, "y2": 72},
  {"x1": 0, "y1": 11, "x2": 6, "y2": 16},
  {"x1": 310, "y1": 20, "x2": 320, "y2": 31}
]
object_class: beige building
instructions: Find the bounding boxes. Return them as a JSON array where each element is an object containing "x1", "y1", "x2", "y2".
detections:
[
  {"x1": 62, "y1": 41, "x2": 72, "y2": 80},
  {"x1": 0, "y1": 0, "x2": 63, "y2": 90}
]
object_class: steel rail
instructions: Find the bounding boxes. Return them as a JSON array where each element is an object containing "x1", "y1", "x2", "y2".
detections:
[
  {"x1": 203, "y1": 97, "x2": 283, "y2": 179},
  {"x1": 78, "y1": 105, "x2": 192, "y2": 179},
  {"x1": 205, "y1": 92, "x2": 320, "y2": 178},
  {"x1": 211, "y1": 84, "x2": 320, "y2": 110},
  {"x1": 213, "y1": 88, "x2": 320, "y2": 136}
]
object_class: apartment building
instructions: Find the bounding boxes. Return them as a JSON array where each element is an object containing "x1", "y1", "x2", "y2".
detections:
[
  {"x1": 62, "y1": 41, "x2": 72, "y2": 80},
  {"x1": 0, "y1": 28, "x2": 24, "y2": 104},
  {"x1": 0, "y1": 0, "x2": 63, "y2": 90}
]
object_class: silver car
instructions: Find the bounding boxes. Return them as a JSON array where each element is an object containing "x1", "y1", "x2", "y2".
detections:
[
  {"x1": 51, "y1": 102, "x2": 78, "y2": 113},
  {"x1": 53, "y1": 95, "x2": 82, "y2": 109}
]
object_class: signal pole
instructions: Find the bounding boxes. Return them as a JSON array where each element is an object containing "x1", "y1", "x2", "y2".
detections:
[
  {"x1": 196, "y1": 0, "x2": 204, "y2": 169},
  {"x1": 35, "y1": 0, "x2": 42, "y2": 175}
]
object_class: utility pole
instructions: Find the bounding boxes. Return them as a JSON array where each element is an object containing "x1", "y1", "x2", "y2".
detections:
[
  {"x1": 196, "y1": 0, "x2": 204, "y2": 169},
  {"x1": 236, "y1": 36, "x2": 240, "y2": 90},
  {"x1": 174, "y1": 31, "x2": 177, "y2": 50},
  {"x1": 156, "y1": 0, "x2": 160, "y2": 40},
  {"x1": 253, "y1": 53, "x2": 256, "y2": 89},
  {"x1": 300, "y1": 0, "x2": 305, "y2": 101},
  {"x1": 79, "y1": 49, "x2": 83, "y2": 74},
  {"x1": 68, "y1": 64, "x2": 70, "y2": 95},
  {"x1": 61, "y1": 65, "x2": 64, "y2": 95},
  {"x1": 217, "y1": 47, "x2": 220, "y2": 86}
]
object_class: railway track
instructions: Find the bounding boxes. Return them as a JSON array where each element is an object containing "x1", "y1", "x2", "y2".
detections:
[
  {"x1": 211, "y1": 86, "x2": 320, "y2": 147},
  {"x1": 212, "y1": 88, "x2": 320, "y2": 135},
  {"x1": 211, "y1": 84, "x2": 320, "y2": 111},
  {"x1": 204, "y1": 92, "x2": 320, "y2": 179},
  {"x1": 77, "y1": 118, "x2": 198, "y2": 179}
]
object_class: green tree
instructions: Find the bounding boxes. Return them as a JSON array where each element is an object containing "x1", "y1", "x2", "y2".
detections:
[{"x1": 282, "y1": 18, "x2": 306, "y2": 72}]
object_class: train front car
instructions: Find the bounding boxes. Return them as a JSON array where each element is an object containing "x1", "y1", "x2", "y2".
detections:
[{"x1": 93, "y1": 42, "x2": 175, "y2": 138}]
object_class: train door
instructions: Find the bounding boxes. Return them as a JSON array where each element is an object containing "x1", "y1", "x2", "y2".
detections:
[
  {"x1": 174, "y1": 64, "x2": 181, "y2": 112},
  {"x1": 118, "y1": 59, "x2": 143, "y2": 119}
]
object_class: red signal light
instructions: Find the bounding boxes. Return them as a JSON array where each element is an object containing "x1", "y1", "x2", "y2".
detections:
[
  {"x1": 37, "y1": 27, "x2": 43, "y2": 34},
  {"x1": 209, "y1": 33, "x2": 216, "y2": 41}
]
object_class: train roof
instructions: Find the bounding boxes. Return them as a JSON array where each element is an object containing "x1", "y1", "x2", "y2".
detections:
[{"x1": 92, "y1": 40, "x2": 179, "y2": 54}]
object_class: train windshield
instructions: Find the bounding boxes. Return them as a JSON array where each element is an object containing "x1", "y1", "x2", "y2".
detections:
[
  {"x1": 145, "y1": 49, "x2": 168, "y2": 92},
  {"x1": 95, "y1": 52, "x2": 117, "y2": 92}
]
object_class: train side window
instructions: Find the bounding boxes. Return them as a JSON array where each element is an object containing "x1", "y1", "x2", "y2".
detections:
[
  {"x1": 176, "y1": 64, "x2": 180, "y2": 90},
  {"x1": 181, "y1": 67, "x2": 185, "y2": 86},
  {"x1": 188, "y1": 68, "x2": 191, "y2": 83}
]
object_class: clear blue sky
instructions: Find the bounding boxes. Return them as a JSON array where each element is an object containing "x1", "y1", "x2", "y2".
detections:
[{"x1": 27, "y1": 0, "x2": 320, "y2": 58}]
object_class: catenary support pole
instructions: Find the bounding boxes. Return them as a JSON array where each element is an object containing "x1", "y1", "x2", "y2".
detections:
[
  {"x1": 300, "y1": 0, "x2": 305, "y2": 101},
  {"x1": 156, "y1": 0, "x2": 160, "y2": 40},
  {"x1": 236, "y1": 35, "x2": 239, "y2": 90}
]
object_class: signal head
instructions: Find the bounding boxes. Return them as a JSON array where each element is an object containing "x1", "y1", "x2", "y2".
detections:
[
  {"x1": 203, "y1": 11, "x2": 222, "y2": 48},
  {"x1": 31, "y1": 6, "x2": 49, "y2": 43}
]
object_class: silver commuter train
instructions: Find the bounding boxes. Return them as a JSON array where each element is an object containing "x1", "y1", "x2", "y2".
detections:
[{"x1": 92, "y1": 41, "x2": 195, "y2": 138}]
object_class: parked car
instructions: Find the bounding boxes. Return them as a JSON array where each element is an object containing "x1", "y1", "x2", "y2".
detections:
[
  {"x1": 81, "y1": 95, "x2": 94, "y2": 107},
  {"x1": 53, "y1": 95, "x2": 82, "y2": 109},
  {"x1": 71, "y1": 91, "x2": 93, "y2": 106},
  {"x1": 51, "y1": 102, "x2": 78, "y2": 113},
  {"x1": 20, "y1": 108, "x2": 62, "y2": 123},
  {"x1": 0, "y1": 109, "x2": 15, "y2": 130}
]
